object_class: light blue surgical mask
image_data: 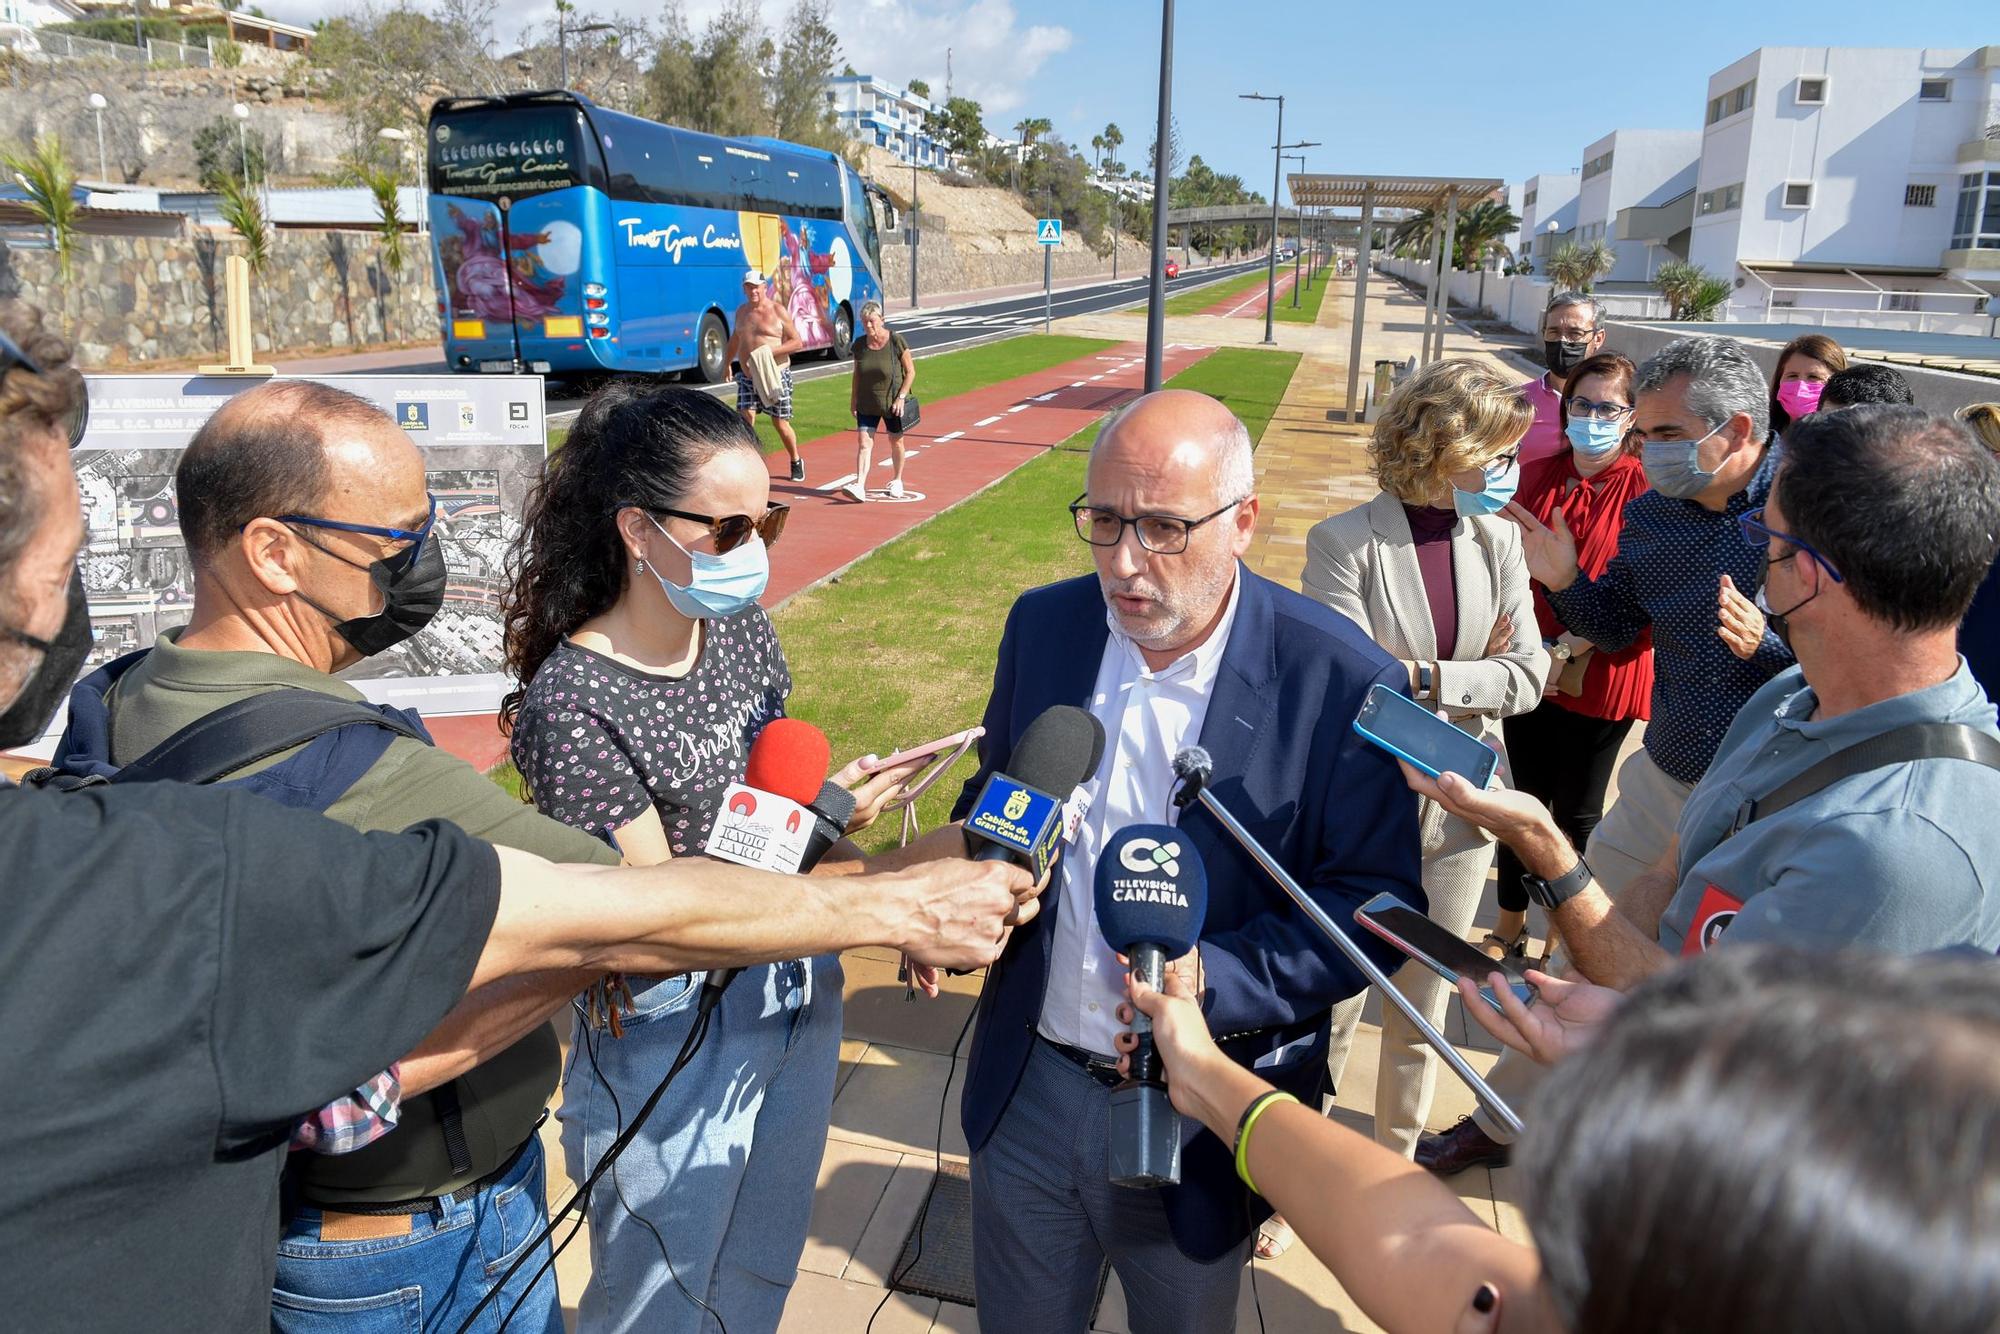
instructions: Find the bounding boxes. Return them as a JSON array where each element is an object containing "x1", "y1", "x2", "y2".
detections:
[
  {"x1": 1641, "y1": 422, "x2": 1724, "y2": 499},
  {"x1": 1565, "y1": 416, "x2": 1626, "y2": 460},
  {"x1": 647, "y1": 515, "x2": 769, "y2": 619},
  {"x1": 1452, "y1": 455, "x2": 1520, "y2": 518}
]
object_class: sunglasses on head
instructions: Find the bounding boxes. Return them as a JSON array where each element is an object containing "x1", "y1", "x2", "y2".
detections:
[
  {"x1": 647, "y1": 502, "x2": 789, "y2": 553},
  {"x1": 0, "y1": 328, "x2": 89, "y2": 449}
]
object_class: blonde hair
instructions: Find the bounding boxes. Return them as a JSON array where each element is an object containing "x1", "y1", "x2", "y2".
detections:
[
  {"x1": 1957, "y1": 402, "x2": 2000, "y2": 455},
  {"x1": 1370, "y1": 358, "x2": 1534, "y2": 503}
]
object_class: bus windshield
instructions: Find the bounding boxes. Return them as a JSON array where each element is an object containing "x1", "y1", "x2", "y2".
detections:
[{"x1": 428, "y1": 105, "x2": 594, "y2": 200}]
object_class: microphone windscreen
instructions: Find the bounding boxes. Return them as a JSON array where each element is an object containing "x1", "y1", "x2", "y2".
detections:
[
  {"x1": 1009, "y1": 705, "x2": 1106, "y2": 797},
  {"x1": 1095, "y1": 823, "x2": 1207, "y2": 957},
  {"x1": 1171, "y1": 745, "x2": 1212, "y2": 786},
  {"x1": 746, "y1": 718, "x2": 832, "y2": 805},
  {"x1": 811, "y1": 778, "x2": 857, "y2": 831}
]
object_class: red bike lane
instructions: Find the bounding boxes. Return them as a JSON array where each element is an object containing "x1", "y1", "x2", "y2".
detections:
[{"x1": 1200, "y1": 266, "x2": 1300, "y2": 318}]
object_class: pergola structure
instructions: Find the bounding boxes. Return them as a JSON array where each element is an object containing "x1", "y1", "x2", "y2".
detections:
[{"x1": 1288, "y1": 173, "x2": 1504, "y2": 420}]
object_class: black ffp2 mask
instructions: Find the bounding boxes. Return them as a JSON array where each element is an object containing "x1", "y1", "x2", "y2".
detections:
[
  {"x1": 299, "y1": 534, "x2": 448, "y2": 658},
  {"x1": 0, "y1": 569, "x2": 94, "y2": 749},
  {"x1": 1544, "y1": 338, "x2": 1592, "y2": 376}
]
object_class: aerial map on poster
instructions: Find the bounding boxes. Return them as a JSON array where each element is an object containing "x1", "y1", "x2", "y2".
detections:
[{"x1": 43, "y1": 373, "x2": 546, "y2": 745}]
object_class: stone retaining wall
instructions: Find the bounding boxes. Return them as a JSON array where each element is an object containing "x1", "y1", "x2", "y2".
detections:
[
  {"x1": 0, "y1": 230, "x2": 436, "y2": 367},
  {"x1": 879, "y1": 229, "x2": 1153, "y2": 301}
]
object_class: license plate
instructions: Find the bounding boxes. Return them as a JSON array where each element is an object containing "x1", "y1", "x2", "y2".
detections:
[
  {"x1": 452, "y1": 319, "x2": 485, "y2": 339},
  {"x1": 544, "y1": 316, "x2": 582, "y2": 337},
  {"x1": 477, "y1": 360, "x2": 514, "y2": 373}
]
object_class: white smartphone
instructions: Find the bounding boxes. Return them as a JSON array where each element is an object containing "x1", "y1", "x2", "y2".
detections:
[
  {"x1": 1354, "y1": 893, "x2": 1538, "y2": 1012},
  {"x1": 858, "y1": 726, "x2": 985, "y2": 774}
]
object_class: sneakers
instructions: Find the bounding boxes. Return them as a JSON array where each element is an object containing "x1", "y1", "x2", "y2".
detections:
[
  {"x1": 887, "y1": 478, "x2": 904, "y2": 499},
  {"x1": 1414, "y1": 1116, "x2": 1511, "y2": 1176},
  {"x1": 842, "y1": 481, "x2": 867, "y2": 502},
  {"x1": 790, "y1": 458, "x2": 805, "y2": 482}
]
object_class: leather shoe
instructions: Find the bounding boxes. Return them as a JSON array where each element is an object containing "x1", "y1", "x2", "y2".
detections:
[{"x1": 1415, "y1": 1116, "x2": 1510, "y2": 1176}]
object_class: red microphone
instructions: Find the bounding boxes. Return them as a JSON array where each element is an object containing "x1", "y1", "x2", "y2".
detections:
[{"x1": 745, "y1": 717, "x2": 832, "y2": 805}]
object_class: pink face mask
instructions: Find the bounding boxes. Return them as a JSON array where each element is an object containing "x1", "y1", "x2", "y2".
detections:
[{"x1": 1777, "y1": 379, "x2": 1825, "y2": 418}]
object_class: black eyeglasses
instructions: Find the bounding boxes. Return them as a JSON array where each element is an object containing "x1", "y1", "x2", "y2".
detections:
[
  {"x1": 649, "y1": 502, "x2": 790, "y2": 553},
  {"x1": 1069, "y1": 494, "x2": 1244, "y2": 554},
  {"x1": 0, "y1": 328, "x2": 89, "y2": 448}
]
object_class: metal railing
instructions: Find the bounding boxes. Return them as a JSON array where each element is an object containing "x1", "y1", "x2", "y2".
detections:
[{"x1": 20, "y1": 30, "x2": 211, "y2": 67}]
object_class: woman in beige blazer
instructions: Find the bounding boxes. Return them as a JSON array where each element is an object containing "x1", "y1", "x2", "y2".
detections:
[{"x1": 1300, "y1": 359, "x2": 1549, "y2": 1176}]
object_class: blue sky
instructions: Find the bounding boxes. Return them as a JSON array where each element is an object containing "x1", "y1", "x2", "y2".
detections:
[{"x1": 265, "y1": 0, "x2": 1996, "y2": 200}]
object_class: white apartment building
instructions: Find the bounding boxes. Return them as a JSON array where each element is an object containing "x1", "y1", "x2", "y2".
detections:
[
  {"x1": 1573, "y1": 129, "x2": 1700, "y2": 287},
  {"x1": 1688, "y1": 45, "x2": 2000, "y2": 320},
  {"x1": 823, "y1": 74, "x2": 953, "y2": 170},
  {"x1": 1516, "y1": 170, "x2": 1579, "y2": 273}
]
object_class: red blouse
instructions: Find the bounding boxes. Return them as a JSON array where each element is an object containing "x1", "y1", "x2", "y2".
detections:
[{"x1": 1519, "y1": 451, "x2": 1654, "y2": 722}]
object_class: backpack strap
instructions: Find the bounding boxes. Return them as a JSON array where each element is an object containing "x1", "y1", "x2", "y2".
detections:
[
  {"x1": 114, "y1": 689, "x2": 429, "y2": 788},
  {"x1": 1727, "y1": 722, "x2": 2000, "y2": 839}
]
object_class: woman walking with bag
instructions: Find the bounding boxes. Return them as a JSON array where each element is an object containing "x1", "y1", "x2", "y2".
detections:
[{"x1": 845, "y1": 301, "x2": 917, "y2": 501}]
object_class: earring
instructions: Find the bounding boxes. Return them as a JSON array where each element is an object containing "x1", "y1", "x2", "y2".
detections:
[{"x1": 635, "y1": 557, "x2": 646, "y2": 575}]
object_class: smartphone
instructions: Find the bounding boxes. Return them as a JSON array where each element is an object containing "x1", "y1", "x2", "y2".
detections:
[
  {"x1": 858, "y1": 726, "x2": 985, "y2": 774},
  {"x1": 1354, "y1": 893, "x2": 1537, "y2": 1012},
  {"x1": 1353, "y1": 682, "x2": 1500, "y2": 789}
]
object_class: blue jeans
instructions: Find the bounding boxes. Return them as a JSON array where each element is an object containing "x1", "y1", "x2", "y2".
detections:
[
  {"x1": 272, "y1": 1133, "x2": 562, "y2": 1334},
  {"x1": 559, "y1": 957, "x2": 843, "y2": 1334}
]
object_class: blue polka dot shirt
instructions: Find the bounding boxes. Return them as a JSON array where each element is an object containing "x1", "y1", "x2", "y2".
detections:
[{"x1": 1547, "y1": 444, "x2": 1794, "y2": 785}]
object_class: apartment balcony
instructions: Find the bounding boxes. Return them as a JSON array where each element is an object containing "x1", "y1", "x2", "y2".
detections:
[
  {"x1": 1943, "y1": 246, "x2": 2000, "y2": 278},
  {"x1": 1617, "y1": 189, "x2": 1694, "y2": 244},
  {"x1": 1959, "y1": 137, "x2": 2000, "y2": 167}
]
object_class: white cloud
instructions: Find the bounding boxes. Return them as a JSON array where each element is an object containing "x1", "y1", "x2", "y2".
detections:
[{"x1": 257, "y1": 0, "x2": 1071, "y2": 117}]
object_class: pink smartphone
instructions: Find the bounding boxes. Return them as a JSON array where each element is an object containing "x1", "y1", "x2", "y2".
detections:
[{"x1": 859, "y1": 726, "x2": 985, "y2": 773}]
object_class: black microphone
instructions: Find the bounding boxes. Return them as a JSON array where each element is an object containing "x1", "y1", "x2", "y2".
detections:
[
  {"x1": 1096, "y1": 823, "x2": 1207, "y2": 1188},
  {"x1": 962, "y1": 704, "x2": 1106, "y2": 878}
]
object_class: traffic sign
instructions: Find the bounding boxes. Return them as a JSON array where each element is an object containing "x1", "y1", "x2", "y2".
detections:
[{"x1": 1036, "y1": 218, "x2": 1062, "y2": 245}]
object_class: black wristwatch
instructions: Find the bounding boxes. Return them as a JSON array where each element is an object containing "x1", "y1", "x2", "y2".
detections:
[{"x1": 1522, "y1": 855, "x2": 1592, "y2": 911}]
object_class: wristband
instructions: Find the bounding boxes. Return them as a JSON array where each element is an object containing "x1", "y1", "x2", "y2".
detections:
[{"x1": 1233, "y1": 1090, "x2": 1299, "y2": 1195}]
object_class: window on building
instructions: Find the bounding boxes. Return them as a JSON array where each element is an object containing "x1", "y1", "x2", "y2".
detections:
[
  {"x1": 1906, "y1": 184, "x2": 1937, "y2": 208},
  {"x1": 1783, "y1": 182, "x2": 1814, "y2": 209},
  {"x1": 1919, "y1": 78, "x2": 1952, "y2": 102},
  {"x1": 1582, "y1": 150, "x2": 1614, "y2": 180},
  {"x1": 1886, "y1": 291, "x2": 1921, "y2": 312},
  {"x1": 1952, "y1": 171, "x2": 2000, "y2": 250},
  {"x1": 1707, "y1": 78, "x2": 1757, "y2": 125},
  {"x1": 1524, "y1": 187, "x2": 1537, "y2": 208},
  {"x1": 1795, "y1": 77, "x2": 1827, "y2": 105},
  {"x1": 1698, "y1": 182, "x2": 1746, "y2": 216}
]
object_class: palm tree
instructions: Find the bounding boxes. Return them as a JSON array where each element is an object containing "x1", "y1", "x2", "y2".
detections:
[
  {"x1": 1652, "y1": 259, "x2": 1706, "y2": 319},
  {"x1": 344, "y1": 155, "x2": 407, "y2": 274},
  {"x1": 1546, "y1": 240, "x2": 1615, "y2": 292},
  {"x1": 214, "y1": 171, "x2": 272, "y2": 273},
  {"x1": 1102, "y1": 121, "x2": 1123, "y2": 174},
  {"x1": 1452, "y1": 199, "x2": 1520, "y2": 272},
  {"x1": 1090, "y1": 133, "x2": 1105, "y2": 174},
  {"x1": 2, "y1": 134, "x2": 81, "y2": 283}
]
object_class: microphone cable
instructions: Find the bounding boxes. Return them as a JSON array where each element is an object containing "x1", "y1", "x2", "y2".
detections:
[{"x1": 457, "y1": 981, "x2": 723, "y2": 1334}]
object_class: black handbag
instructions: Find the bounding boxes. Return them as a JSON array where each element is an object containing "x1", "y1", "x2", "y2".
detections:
[{"x1": 887, "y1": 395, "x2": 921, "y2": 433}]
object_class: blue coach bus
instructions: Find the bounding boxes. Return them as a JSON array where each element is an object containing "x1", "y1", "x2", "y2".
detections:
[{"x1": 424, "y1": 90, "x2": 892, "y2": 380}]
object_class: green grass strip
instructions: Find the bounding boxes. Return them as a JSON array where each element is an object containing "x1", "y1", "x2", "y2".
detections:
[{"x1": 1274, "y1": 265, "x2": 1331, "y2": 324}]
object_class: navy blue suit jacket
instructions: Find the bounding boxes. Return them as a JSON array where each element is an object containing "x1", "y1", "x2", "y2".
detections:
[{"x1": 952, "y1": 568, "x2": 1426, "y2": 1262}]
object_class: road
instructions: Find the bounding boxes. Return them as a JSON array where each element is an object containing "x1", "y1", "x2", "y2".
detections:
[{"x1": 272, "y1": 259, "x2": 1270, "y2": 418}]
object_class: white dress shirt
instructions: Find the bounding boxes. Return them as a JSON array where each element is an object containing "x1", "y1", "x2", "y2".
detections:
[{"x1": 1037, "y1": 576, "x2": 1242, "y2": 1057}]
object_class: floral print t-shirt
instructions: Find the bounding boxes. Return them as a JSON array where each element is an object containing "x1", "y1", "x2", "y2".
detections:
[{"x1": 511, "y1": 608, "x2": 791, "y2": 857}]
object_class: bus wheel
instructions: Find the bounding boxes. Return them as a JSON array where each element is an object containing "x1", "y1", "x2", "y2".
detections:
[
  {"x1": 695, "y1": 312, "x2": 729, "y2": 384},
  {"x1": 826, "y1": 304, "x2": 853, "y2": 361}
]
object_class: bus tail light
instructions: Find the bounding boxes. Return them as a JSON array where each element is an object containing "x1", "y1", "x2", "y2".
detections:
[
  {"x1": 589, "y1": 326, "x2": 611, "y2": 338},
  {"x1": 585, "y1": 297, "x2": 607, "y2": 310},
  {"x1": 584, "y1": 282, "x2": 607, "y2": 298},
  {"x1": 586, "y1": 312, "x2": 609, "y2": 328}
]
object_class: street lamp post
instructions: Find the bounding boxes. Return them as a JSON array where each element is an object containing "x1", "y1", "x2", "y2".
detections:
[
  {"x1": 1143, "y1": 0, "x2": 1175, "y2": 393},
  {"x1": 87, "y1": 93, "x2": 108, "y2": 182},
  {"x1": 232, "y1": 101, "x2": 251, "y2": 183},
  {"x1": 558, "y1": 13, "x2": 615, "y2": 90},
  {"x1": 1238, "y1": 92, "x2": 1282, "y2": 344},
  {"x1": 1281, "y1": 152, "x2": 1306, "y2": 307}
]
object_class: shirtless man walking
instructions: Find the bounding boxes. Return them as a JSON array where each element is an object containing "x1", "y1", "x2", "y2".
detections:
[{"x1": 729, "y1": 268, "x2": 807, "y2": 480}]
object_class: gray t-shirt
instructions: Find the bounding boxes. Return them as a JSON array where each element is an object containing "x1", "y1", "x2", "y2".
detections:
[
  {"x1": 510, "y1": 609, "x2": 791, "y2": 855},
  {"x1": 1661, "y1": 661, "x2": 2000, "y2": 956}
]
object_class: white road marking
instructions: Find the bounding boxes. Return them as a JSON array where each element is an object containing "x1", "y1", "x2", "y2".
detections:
[
  {"x1": 972, "y1": 415, "x2": 1003, "y2": 426},
  {"x1": 1007, "y1": 405, "x2": 1028, "y2": 413},
  {"x1": 935, "y1": 431, "x2": 965, "y2": 442}
]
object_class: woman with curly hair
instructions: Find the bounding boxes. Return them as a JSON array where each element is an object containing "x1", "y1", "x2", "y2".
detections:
[
  {"x1": 1301, "y1": 358, "x2": 1549, "y2": 1165},
  {"x1": 501, "y1": 380, "x2": 918, "y2": 1333}
]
